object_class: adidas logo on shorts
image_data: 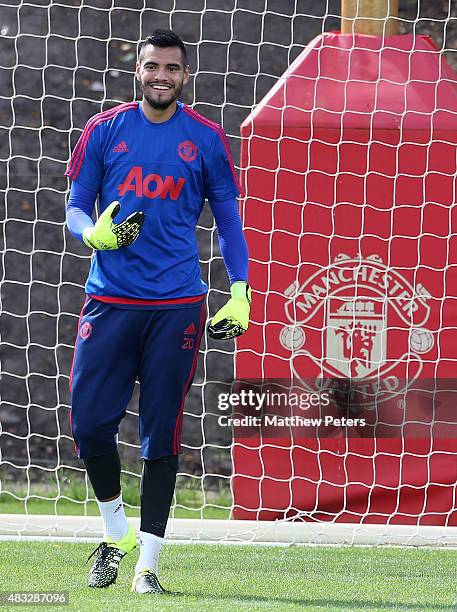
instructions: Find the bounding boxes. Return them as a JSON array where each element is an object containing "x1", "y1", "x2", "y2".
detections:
[{"x1": 184, "y1": 322, "x2": 196, "y2": 335}]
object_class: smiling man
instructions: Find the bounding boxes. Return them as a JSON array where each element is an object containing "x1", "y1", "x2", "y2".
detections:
[{"x1": 65, "y1": 30, "x2": 250, "y2": 595}]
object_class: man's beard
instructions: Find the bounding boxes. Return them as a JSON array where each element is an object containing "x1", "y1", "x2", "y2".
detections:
[{"x1": 141, "y1": 80, "x2": 184, "y2": 110}]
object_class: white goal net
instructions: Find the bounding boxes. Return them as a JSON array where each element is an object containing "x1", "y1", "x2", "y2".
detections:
[{"x1": 2, "y1": 0, "x2": 457, "y2": 545}]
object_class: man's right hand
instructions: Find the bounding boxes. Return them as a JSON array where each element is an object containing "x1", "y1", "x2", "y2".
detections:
[{"x1": 82, "y1": 201, "x2": 144, "y2": 250}]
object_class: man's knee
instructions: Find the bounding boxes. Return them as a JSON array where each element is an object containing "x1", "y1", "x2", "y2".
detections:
[{"x1": 71, "y1": 419, "x2": 117, "y2": 458}]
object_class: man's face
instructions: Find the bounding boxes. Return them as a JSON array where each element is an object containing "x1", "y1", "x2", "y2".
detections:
[{"x1": 136, "y1": 45, "x2": 189, "y2": 111}]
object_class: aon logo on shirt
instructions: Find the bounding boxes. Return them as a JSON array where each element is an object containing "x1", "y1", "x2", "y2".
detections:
[{"x1": 117, "y1": 166, "x2": 186, "y2": 200}]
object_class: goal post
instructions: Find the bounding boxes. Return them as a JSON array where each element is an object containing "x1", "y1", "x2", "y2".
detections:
[
  {"x1": 2, "y1": 1, "x2": 457, "y2": 546},
  {"x1": 3, "y1": 514, "x2": 457, "y2": 546},
  {"x1": 341, "y1": 0, "x2": 399, "y2": 36}
]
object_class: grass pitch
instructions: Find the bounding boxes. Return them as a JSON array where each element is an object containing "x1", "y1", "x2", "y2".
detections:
[
  {"x1": 1, "y1": 541, "x2": 456, "y2": 611},
  {"x1": 0, "y1": 473, "x2": 232, "y2": 520}
]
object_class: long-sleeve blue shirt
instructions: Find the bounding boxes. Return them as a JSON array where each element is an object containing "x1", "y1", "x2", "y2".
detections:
[{"x1": 67, "y1": 180, "x2": 249, "y2": 287}]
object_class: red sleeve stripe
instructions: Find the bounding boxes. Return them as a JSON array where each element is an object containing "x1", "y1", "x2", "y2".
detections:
[
  {"x1": 66, "y1": 101, "x2": 138, "y2": 180},
  {"x1": 182, "y1": 105, "x2": 241, "y2": 194},
  {"x1": 66, "y1": 104, "x2": 123, "y2": 179},
  {"x1": 65, "y1": 102, "x2": 138, "y2": 181}
]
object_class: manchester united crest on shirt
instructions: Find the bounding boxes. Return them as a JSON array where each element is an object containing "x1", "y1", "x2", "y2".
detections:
[{"x1": 178, "y1": 140, "x2": 198, "y2": 162}]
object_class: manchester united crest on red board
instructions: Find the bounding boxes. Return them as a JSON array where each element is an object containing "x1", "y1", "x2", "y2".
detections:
[
  {"x1": 280, "y1": 254, "x2": 434, "y2": 405},
  {"x1": 178, "y1": 140, "x2": 198, "y2": 162}
]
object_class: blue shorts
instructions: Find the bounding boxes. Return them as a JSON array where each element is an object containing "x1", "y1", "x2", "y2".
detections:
[{"x1": 69, "y1": 297, "x2": 206, "y2": 460}]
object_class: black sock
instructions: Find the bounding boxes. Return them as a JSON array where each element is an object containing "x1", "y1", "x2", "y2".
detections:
[
  {"x1": 140, "y1": 455, "x2": 178, "y2": 537},
  {"x1": 83, "y1": 450, "x2": 121, "y2": 501}
]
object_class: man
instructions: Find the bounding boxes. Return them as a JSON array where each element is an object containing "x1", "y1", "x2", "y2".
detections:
[{"x1": 65, "y1": 29, "x2": 250, "y2": 594}]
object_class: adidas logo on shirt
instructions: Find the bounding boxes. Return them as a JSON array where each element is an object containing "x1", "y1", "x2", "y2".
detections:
[{"x1": 113, "y1": 141, "x2": 129, "y2": 153}]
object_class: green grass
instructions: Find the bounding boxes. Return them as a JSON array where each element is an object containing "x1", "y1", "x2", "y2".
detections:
[
  {"x1": 0, "y1": 473, "x2": 232, "y2": 520},
  {"x1": 1, "y1": 542, "x2": 457, "y2": 611},
  {"x1": 0, "y1": 494, "x2": 230, "y2": 520}
]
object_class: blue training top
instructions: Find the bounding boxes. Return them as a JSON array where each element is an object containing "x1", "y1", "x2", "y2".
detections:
[{"x1": 65, "y1": 101, "x2": 242, "y2": 305}]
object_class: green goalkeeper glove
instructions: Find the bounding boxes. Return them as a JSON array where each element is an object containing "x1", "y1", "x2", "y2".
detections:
[
  {"x1": 82, "y1": 201, "x2": 144, "y2": 250},
  {"x1": 208, "y1": 281, "x2": 251, "y2": 340}
]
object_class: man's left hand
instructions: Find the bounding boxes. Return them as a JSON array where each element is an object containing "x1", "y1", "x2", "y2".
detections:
[{"x1": 208, "y1": 281, "x2": 251, "y2": 340}]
